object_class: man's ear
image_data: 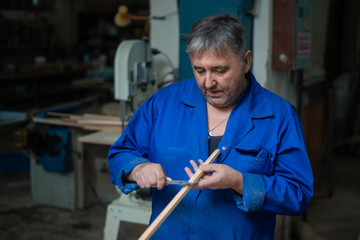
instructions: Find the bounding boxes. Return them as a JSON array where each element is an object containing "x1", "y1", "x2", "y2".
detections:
[{"x1": 244, "y1": 50, "x2": 252, "y2": 73}]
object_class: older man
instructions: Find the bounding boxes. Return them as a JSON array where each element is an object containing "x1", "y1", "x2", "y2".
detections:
[{"x1": 108, "y1": 14, "x2": 313, "y2": 239}]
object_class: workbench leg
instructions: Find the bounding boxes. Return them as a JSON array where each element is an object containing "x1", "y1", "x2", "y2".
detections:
[
  {"x1": 103, "y1": 195, "x2": 152, "y2": 240},
  {"x1": 104, "y1": 204, "x2": 122, "y2": 240}
]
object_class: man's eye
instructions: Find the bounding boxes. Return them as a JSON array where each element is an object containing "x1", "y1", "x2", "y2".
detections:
[
  {"x1": 197, "y1": 70, "x2": 205, "y2": 75},
  {"x1": 215, "y1": 69, "x2": 226, "y2": 74}
]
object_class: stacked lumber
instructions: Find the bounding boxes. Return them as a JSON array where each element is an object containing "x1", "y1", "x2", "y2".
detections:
[{"x1": 32, "y1": 112, "x2": 126, "y2": 133}]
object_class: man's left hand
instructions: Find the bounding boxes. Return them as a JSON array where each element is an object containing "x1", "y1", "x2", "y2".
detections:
[{"x1": 184, "y1": 160, "x2": 243, "y2": 195}]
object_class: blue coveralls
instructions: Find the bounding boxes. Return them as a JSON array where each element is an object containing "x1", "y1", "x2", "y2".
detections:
[{"x1": 108, "y1": 72, "x2": 313, "y2": 239}]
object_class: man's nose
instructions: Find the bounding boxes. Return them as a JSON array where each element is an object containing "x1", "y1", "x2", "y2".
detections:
[{"x1": 204, "y1": 72, "x2": 216, "y2": 89}]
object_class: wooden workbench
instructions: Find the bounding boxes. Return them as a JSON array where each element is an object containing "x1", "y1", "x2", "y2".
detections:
[{"x1": 78, "y1": 131, "x2": 121, "y2": 146}]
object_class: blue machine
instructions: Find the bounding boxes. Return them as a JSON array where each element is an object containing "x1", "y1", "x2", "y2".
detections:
[
  {"x1": 178, "y1": 0, "x2": 254, "y2": 81},
  {"x1": 42, "y1": 127, "x2": 73, "y2": 173},
  {"x1": 32, "y1": 105, "x2": 79, "y2": 173}
]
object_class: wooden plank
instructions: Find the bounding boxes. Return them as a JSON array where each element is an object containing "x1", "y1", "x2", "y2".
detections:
[
  {"x1": 138, "y1": 149, "x2": 221, "y2": 240},
  {"x1": 61, "y1": 118, "x2": 79, "y2": 123},
  {"x1": 78, "y1": 119, "x2": 123, "y2": 126},
  {"x1": 32, "y1": 117, "x2": 82, "y2": 128},
  {"x1": 48, "y1": 112, "x2": 120, "y2": 122},
  {"x1": 78, "y1": 131, "x2": 120, "y2": 145},
  {"x1": 35, "y1": 112, "x2": 125, "y2": 133},
  {"x1": 83, "y1": 113, "x2": 120, "y2": 121},
  {"x1": 69, "y1": 114, "x2": 89, "y2": 121},
  {"x1": 83, "y1": 125, "x2": 123, "y2": 133},
  {"x1": 47, "y1": 112, "x2": 73, "y2": 118}
]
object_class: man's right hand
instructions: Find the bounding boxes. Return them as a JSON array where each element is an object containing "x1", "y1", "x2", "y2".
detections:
[{"x1": 125, "y1": 162, "x2": 169, "y2": 190}]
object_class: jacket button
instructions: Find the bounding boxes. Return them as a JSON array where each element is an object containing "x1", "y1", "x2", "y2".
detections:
[
  {"x1": 255, "y1": 158, "x2": 259, "y2": 162},
  {"x1": 222, "y1": 146, "x2": 227, "y2": 151}
]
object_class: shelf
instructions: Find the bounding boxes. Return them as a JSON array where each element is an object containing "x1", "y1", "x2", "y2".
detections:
[
  {"x1": 0, "y1": 45, "x2": 49, "y2": 51},
  {"x1": 0, "y1": 71, "x2": 86, "y2": 82},
  {"x1": 0, "y1": 68, "x2": 94, "y2": 111}
]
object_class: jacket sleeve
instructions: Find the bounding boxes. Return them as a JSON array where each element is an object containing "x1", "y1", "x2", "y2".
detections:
[
  {"x1": 234, "y1": 107, "x2": 314, "y2": 215},
  {"x1": 107, "y1": 94, "x2": 158, "y2": 194}
]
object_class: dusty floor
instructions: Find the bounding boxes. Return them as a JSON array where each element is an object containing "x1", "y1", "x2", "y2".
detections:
[
  {"x1": 0, "y1": 154, "x2": 359, "y2": 240},
  {"x1": 0, "y1": 171, "x2": 147, "y2": 240},
  {"x1": 304, "y1": 154, "x2": 360, "y2": 240}
]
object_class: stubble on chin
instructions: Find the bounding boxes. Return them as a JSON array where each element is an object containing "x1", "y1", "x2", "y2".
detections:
[{"x1": 204, "y1": 93, "x2": 233, "y2": 108}]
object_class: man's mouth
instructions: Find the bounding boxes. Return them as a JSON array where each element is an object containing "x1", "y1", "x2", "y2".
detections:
[{"x1": 206, "y1": 89, "x2": 222, "y2": 97}]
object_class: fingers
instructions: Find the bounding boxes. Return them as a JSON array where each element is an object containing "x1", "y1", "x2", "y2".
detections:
[
  {"x1": 155, "y1": 171, "x2": 166, "y2": 190},
  {"x1": 199, "y1": 163, "x2": 216, "y2": 173},
  {"x1": 131, "y1": 163, "x2": 167, "y2": 190},
  {"x1": 137, "y1": 170, "x2": 156, "y2": 189},
  {"x1": 185, "y1": 159, "x2": 205, "y2": 180},
  {"x1": 134, "y1": 160, "x2": 219, "y2": 191},
  {"x1": 190, "y1": 160, "x2": 200, "y2": 172},
  {"x1": 184, "y1": 161, "x2": 243, "y2": 192},
  {"x1": 184, "y1": 166, "x2": 194, "y2": 178},
  {"x1": 184, "y1": 159, "x2": 211, "y2": 190}
]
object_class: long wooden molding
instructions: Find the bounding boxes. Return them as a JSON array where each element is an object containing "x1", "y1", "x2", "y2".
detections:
[
  {"x1": 138, "y1": 149, "x2": 221, "y2": 240},
  {"x1": 32, "y1": 112, "x2": 124, "y2": 133}
]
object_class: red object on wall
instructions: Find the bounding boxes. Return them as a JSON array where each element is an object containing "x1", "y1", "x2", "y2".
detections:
[
  {"x1": 272, "y1": 0, "x2": 312, "y2": 70},
  {"x1": 272, "y1": 0, "x2": 297, "y2": 69}
]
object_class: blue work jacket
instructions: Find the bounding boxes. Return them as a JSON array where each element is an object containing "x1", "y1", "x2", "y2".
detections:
[{"x1": 108, "y1": 72, "x2": 313, "y2": 240}]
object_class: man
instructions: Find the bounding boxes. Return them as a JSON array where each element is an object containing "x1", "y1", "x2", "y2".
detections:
[{"x1": 108, "y1": 14, "x2": 313, "y2": 239}]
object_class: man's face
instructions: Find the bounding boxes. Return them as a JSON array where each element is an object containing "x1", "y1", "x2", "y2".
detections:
[{"x1": 190, "y1": 49, "x2": 252, "y2": 109}]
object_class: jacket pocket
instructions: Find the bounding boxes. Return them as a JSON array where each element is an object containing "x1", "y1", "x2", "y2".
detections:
[{"x1": 226, "y1": 147, "x2": 274, "y2": 176}]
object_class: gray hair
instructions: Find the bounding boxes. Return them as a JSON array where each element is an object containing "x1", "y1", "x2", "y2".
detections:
[{"x1": 186, "y1": 14, "x2": 247, "y2": 62}]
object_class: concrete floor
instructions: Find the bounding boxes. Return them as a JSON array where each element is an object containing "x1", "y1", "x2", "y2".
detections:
[
  {"x1": 304, "y1": 154, "x2": 360, "y2": 240},
  {"x1": 0, "y1": 154, "x2": 359, "y2": 240}
]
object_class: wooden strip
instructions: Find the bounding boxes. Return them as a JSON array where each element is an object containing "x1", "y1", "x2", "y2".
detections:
[
  {"x1": 83, "y1": 125, "x2": 123, "y2": 133},
  {"x1": 32, "y1": 117, "x2": 82, "y2": 128},
  {"x1": 47, "y1": 112, "x2": 73, "y2": 118},
  {"x1": 48, "y1": 112, "x2": 120, "y2": 122},
  {"x1": 78, "y1": 119, "x2": 122, "y2": 126},
  {"x1": 47, "y1": 112, "x2": 88, "y2": 122},
  {"x1": 78, "y1": 131, "x2": 120, "y2": 145},
  {"x1": 83, "y1": 113, "x2": 120, "y2": 121},
  {"x1": 60, "y1": 118, "x2": 79, "y2": 123},
  {"x1": 69, "y1": 114, "x2": 88, "y2": 121},
  {"x1": 138, "y1": 149, "x2": 221, "y2": 240}
]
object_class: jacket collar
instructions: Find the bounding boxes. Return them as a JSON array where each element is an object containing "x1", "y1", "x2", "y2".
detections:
[
  {"x1": 179, "y1": 79, "x2": 205, "y2": 108},
  {"x1": 241, "y1": 71, "x2": 273, "y2": 119}
]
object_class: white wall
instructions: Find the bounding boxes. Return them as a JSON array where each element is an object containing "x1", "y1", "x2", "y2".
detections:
[{"x1": 150, "y1": 0, "x2": 179, "y2": 85}]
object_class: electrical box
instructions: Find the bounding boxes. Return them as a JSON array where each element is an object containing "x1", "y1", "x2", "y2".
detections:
[{"x1": 272, "y1": 0, "x2": 313, "y2": 70}]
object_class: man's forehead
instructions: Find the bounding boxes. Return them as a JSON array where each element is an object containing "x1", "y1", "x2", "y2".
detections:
[
  {"x1": 191, "y1": 46, "x2": 242, "y2": 63},
  {"x1": 194, "y1": 47, "x2": 232, "y2": 58},
  {"x1": 191, "y1": 48, "x2": 240, "y2": 65}
]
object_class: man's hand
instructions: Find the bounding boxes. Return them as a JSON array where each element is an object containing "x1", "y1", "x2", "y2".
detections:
[
  {"x1": 125, "y1": 162, "x2": 170, "y2": 190},
  {"x1": 184, "y1": 160, "x2": 243, "y2": 195}
]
